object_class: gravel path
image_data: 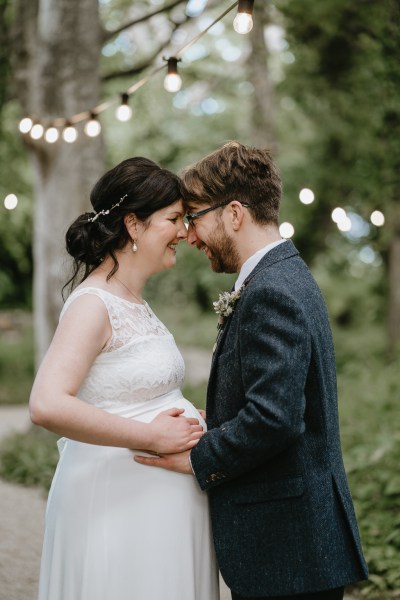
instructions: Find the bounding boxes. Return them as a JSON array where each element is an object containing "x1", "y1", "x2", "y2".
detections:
[
  {"x1": 0, "y1": 406, "x2": 45, "y2": 600},
  {"x1": 0, "y1": 347, "x2": 356, "y2": 600}
]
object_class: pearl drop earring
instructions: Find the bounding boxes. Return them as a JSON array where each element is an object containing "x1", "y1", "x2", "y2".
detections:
[{"x1": 132, "y1": 240, "x2": 138, "y2": 253}]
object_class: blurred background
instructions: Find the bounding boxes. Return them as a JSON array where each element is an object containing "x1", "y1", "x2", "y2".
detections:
[{"x1": 0, "y1": 0, "x2": 399, "y2": 598}]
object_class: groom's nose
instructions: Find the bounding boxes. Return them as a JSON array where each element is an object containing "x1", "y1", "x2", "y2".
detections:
[{"x1": 186, "y1": 224, "x2": 200, "y2": 246}]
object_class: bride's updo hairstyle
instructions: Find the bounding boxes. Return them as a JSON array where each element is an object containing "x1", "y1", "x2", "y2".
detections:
[{"x1": 64, "y1": 157, "x2": 181, "y2": 294}]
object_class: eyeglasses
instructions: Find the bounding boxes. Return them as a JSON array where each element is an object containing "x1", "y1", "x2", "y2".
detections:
[{"x1": 184, "y1": 200, "x2": 249, "y2": 227}]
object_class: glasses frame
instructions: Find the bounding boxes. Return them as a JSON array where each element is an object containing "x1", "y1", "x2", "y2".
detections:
[{"x1": 185, "y1": 200, "x2": 249, "y2": 227}]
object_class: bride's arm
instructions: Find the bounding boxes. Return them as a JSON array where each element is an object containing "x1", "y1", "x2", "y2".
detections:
[{"x1": 29, "y1": 294, "x2": 203, "y2": 454}]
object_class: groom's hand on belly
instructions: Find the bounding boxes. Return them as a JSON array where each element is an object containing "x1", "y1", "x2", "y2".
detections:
[{"x1": 134, "y1": 449, "x2": 193, "y2": 474}]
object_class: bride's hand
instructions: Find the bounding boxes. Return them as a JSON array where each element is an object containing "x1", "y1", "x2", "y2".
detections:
[{"x1": 147, "y1": 408, "x2": 204, "y2": 454}]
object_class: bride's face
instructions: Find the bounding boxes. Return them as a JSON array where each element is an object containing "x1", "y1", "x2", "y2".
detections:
[{"x1": 137, "y1": 200, "x2": 187, "y2": 273}]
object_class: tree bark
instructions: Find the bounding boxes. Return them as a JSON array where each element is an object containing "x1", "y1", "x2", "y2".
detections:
[
  {"x1": 247, "y1": 6, "x2": 276, "y2": 153},
  {"x1": 12, "y1": 0, "x2": 104, "y2": 363},
  {"x1": 388, "y1": 205, "x2": 400, "y2": 354}
]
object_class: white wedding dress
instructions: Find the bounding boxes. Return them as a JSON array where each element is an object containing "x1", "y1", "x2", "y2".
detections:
[{"x1": 38, "y1": 287, "x2": 219, "y2": 600}]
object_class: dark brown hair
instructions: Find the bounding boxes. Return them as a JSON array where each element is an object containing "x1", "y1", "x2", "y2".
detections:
[{"x1": 180, "y1": 141, "x2": 282, "y2": 225}]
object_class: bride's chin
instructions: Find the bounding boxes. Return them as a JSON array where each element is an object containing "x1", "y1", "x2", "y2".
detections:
[{"x1": 157, "y1": 258, "x2": 176, "y2": 272}]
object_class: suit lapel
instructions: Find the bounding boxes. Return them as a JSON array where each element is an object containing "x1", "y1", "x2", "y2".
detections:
[{"x1": 208, "y1": 240, "x2": 299, "y2": 379}]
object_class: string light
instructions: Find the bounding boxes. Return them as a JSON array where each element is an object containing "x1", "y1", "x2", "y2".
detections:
[
  {"x1": 370, "y1": 210, "x2": 385, "y2": 227},
  {"x1": 164, "y1": 57, "x2": 182, "y2": 93},
  {"x1": 30, "y1": 123, "x2": 44, "y2": 140},
  {"x1": 19, "y1": 117, "x2": 33, "y2": 134},
  {"x1": 299, "y1": 188, "x2": 315, "y2": 204},
  {"x1": 115, "y1": 93, "x2": 133, "y2": 122},
  {"x1": 62, "y1": 123, "x2": 78, "y2": 143},
  {"x1": 44, "y1": 126, "x2": 60, "y2": 143},
  {"x1": 10, "y1": 3, "x2": 387, "y2": 236},
  {"x1": 17, "y1": 2, "x2": 240, "y2": 144},
  {"x1": 331, "y1": 207, "x2": 347, "y2": 224},
  {"x1": 233, "y1": 0, "x2": 254, "y2": 35},
  {"x1": 4, "y1": 193, "x2": 18, "y2": 210},
  {"x1": 84, "y1": 113, "x2": 102, "y2": 137},
  {"x1": 279, "y1": 222, "x2": 295, "y2": 238}
]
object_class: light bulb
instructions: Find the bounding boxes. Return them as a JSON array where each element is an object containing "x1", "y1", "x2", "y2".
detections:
[
  {"x1": 164, "y1": 57, "x2": 182, "y2": 93},
  {"x1": 19, "y1": 117, "x2": 33, "y2": 134},
  {"x1": 233, "y1": 12, "x2": 253, "y2": 34},
  {"x1": 63, "y1": 124, "x2": 78, "y2": 143},
  {"x1": 45, "y1": 127, "x2": 59, "y2": 143},
  {"x1": 4, "y1": 194, "x2": 18, "y2": 210},
  {"x1": 233, "y1": 0, "x2": 254, "y2": 34},
  {"x1": 116, "y1": 104, "x2": 132, "y2": 122},
  {"x1": 279, "y1": 222, "x2": 295, "y2": 239},
  {"x1": 337, "y1": 217, "x2": 352, "y2": 232},
  {"x1": 370, "y1": 210, "x2": 385, "y2": 227},
  {"x1": 299, "y1": 188, "x2": 315, "y2": 204},
  {"x1": 164, "y1": 73, "x2": 182, "y2": 93},
  {"x1": 84, "y1": 116, "x2": 101, "y2": 137},
  {"x1": 116, "y1": 93, "x2": 132, "y2": 122},
  {"x1": 331, "y1": 207, "x2": 347, "y2": 224},
  {"x1": 30, "y1": 123, "x2": 44, "y2": 140}
]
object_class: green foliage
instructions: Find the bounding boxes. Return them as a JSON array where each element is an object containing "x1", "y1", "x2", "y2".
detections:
[
  {"x1": 317, "y1": 258, "x2": 400, "y2": 598},
  {"x1": 0, "y1": 102, "x2": 33, "y2": 308},
  {"x1": 181, "y1": 382, "x2": 207, "y2": 412},
  {"x1": 0, "y1": 311, "x2": 34, "y2": 405},
  {"x1": 0, "y1": 427, "x2": 59, "y2": 490},
  {"x1": 276, "y1": 0, "x2": 400, "y2": 261},
  {"x1": 0, "y1": 0, "x2": 12, "y2": 115},
  {"x1": 339, "y1": 356, "x2": 400, "y2": 599}
]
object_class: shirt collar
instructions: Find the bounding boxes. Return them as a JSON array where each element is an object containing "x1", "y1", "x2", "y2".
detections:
[{"x1": 234, "y1": 239, "x2": 286, "y2": 291}]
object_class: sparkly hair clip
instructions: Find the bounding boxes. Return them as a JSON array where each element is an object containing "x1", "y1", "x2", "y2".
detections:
[{"x1": 87, "y1": 194, "x2": 128, "y2": 223}]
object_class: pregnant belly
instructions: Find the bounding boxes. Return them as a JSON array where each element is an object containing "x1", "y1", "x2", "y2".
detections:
[
  {"x1": 55, "y1": 389, "x2": 206, "y2": 464},
  {"x1": 102, "y1": 388, "x2": 206, "y2": 431}
]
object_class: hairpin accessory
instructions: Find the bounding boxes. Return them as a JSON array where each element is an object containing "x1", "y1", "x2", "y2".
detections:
[{"x1": 87, "y1": 194, "x2": 128, "y2": 223}]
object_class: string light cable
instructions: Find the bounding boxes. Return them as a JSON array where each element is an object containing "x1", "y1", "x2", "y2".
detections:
[{"x1": 18, "y1": 0, "x2": 244, "y2": 142}]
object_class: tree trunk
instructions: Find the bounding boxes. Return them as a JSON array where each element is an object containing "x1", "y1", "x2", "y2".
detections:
[
  {"x1": 12, "y1": 0, "x2": 104, "y2": 362},
  {"x1": 388, "y1": 206, "x2": 400, "y2": 354},
  {"x1": 247, "y1": 6, "x2": 276, "y2": 153}
]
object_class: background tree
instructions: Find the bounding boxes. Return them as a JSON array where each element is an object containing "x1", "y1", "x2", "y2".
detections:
[
  {"x1": 277, "y1": 0, "x2": 400, "y2": 352},
  {"x1": 8, "y1": 0, "x2": 194, "y2": 360},
  {"x1": 11, "y1": 0, "x2": 104, "y2": 360}
]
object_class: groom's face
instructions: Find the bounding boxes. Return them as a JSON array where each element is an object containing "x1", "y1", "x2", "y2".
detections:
[{"x1": 186, "y1": 205, "x2": 240, "y2": 273}]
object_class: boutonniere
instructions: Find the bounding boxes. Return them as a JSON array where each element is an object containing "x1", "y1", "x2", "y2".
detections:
[
  {"x1": 213, "y1": 285, "x2": 244, "y2": 324},
  {"x1": 212, "y1": 284, "x2": 247, "y2": 354}
]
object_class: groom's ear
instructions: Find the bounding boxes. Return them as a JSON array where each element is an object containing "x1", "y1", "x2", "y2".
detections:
[{"x1": 229, "y1": 201, "x2": 245, "y2": 231}]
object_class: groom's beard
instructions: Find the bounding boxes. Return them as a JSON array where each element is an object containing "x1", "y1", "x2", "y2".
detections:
[{"x1": 206, "y1": 221, "x2": 240, "y2": 274}]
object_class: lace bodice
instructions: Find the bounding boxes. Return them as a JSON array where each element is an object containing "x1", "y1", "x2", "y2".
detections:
[{"x1": 60, "y1": 287, "x2": 185, "y2": 410}]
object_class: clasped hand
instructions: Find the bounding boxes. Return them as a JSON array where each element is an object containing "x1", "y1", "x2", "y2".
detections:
[
  {"x1": 134, "y1": 408, "x2": 202, "y2": 474},
  {"x1": 145, "y1": 407, "x2": 203, "y2": 454}
]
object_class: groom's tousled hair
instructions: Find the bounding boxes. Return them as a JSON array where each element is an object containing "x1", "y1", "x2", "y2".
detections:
[{"x1": 179, "y1": 141, "x2": 282, "y2": 226}]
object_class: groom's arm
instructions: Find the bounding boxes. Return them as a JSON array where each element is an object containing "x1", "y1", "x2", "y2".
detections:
[{"x1": 190, "y1": 283, "x2": 311, "y2": 488}]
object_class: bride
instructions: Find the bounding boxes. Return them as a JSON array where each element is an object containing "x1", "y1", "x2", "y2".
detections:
[{"x1": 29, "y1": 157, "x2": 219, "y2": 600}]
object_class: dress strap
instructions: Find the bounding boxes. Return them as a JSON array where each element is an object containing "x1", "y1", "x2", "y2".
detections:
[{"x1": 59, "y1": 287, "x2": 113, "y2": 322}]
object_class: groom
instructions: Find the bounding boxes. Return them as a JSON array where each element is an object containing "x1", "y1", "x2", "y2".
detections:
[{"x1": 136, "y1": 142, "x2": 368, "y2": 599}]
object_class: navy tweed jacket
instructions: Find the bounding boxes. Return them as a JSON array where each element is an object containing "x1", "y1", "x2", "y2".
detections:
[{"x1": 190, "y1": 240, "x2": 368, "y2": 597}]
